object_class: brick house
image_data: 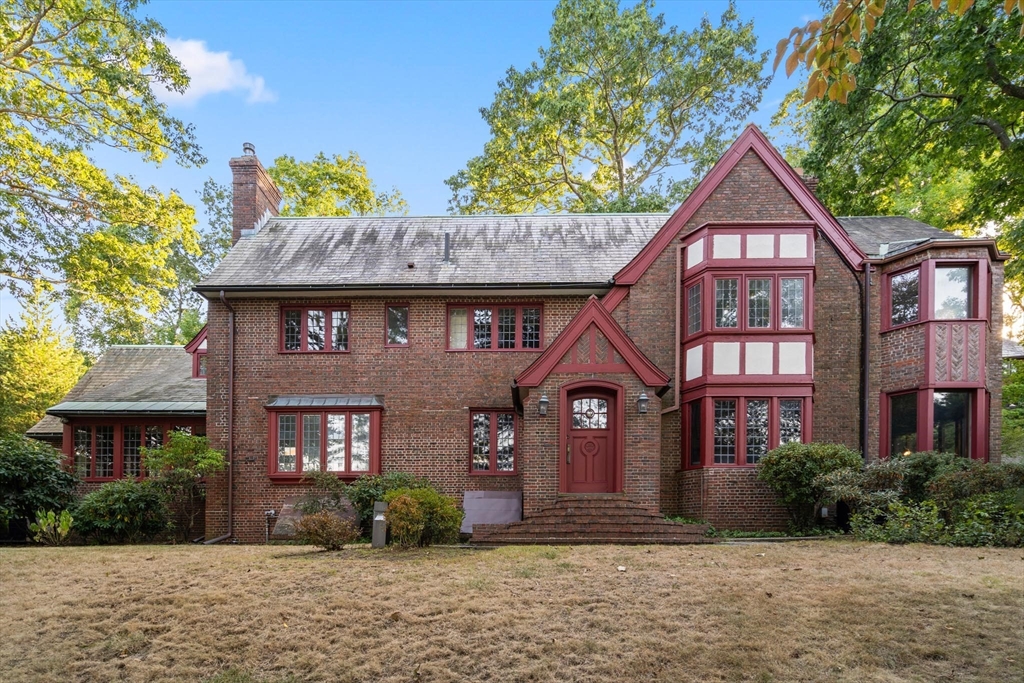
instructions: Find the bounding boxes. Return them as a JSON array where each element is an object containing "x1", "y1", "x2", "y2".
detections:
[{"x1": 37, "y1": 124, "x2": 1007, "y2": 542}]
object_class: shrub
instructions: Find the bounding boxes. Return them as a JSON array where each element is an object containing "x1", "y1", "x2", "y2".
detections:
[
  {"x1": 929, "y1": 462, "x2": 1024, "y2": 519},
  {"x1": 898, "y1": 451, "x2": 973, "y2": 503},
  {"x1": 74, "y1": 479, "x2": 170, "y2": 544},
  {"x1": 816, "y1": 457, "x2": 907, "y2": 514},
  {"x1": 945, "y1": 490, "x2": 1024, "y2": 547},
  {"x1": 28, "y1": 509, "x2": 73, "y2": 546},
  {"x1": 757, "y1": 442, "x2": 863, "y2": 530},
  {"x1": 142, "y1": 432, "x2": 226, "y2": 541},
  {"x1": 296, "y1": 470, "x2": 350, "y2": 515},
  {"x1": 850, "y1": 500, "x2": 946, "y2": 544},
  {"x1": 295, "y1": 511, "x2": 360, "y2": 551},
  {"x1": 346, "y1": 472, "x2": 432, "y2": 532},
  {"x1": 384, "y1": 486, "x2": 463, "y2": 547},
  {"x1": 0, "y1": 434, "x2": 78, "y2": 531}
]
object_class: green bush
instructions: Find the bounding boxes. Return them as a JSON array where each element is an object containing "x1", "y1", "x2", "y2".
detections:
[
  {"x1": 946, "y1": 490, "x2": 1024, "y2": 547},
  {"x1": 346, "y1": 473, "x2": 432, "y2": 532},
  {"x1": 384, "y1": 486, "x2": 463, "y2": 547},
  {"x1": 850, "y1": 500, "x2": 946, "y2": 544},
  {"x1": 898, "y1": 451, "x2": 973, "y2": 502},
  {"x1": 28, "y1": 509, "x2": 73, "y2": 546},
  {"x1": 757, "y1": 442, "x2": 863, "y2": 530},
  {"x1": 929, "y1": 462, "x2": 1024, "y2": 519},
  {"x1": 142, "y1": 432, "x2": 226, "y2": 541},
  {"x1": 295, "y1": 511, "x2": 360, "y2": 551},
  {"x1": 0, "y1": 434, "x2": 79, "y2": 531},
  {"x1": 74, "y1": 479, "x2": 170, "y2": 544},
  {"x1": 816, "y1": 457, "x2": 906, "y2": 513},
  {"x1": 296, "y1": 470, "x2": 351, "y2": 515}
]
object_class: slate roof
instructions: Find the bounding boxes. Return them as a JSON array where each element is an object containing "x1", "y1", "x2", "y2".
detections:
[
  {"x1": 26, "y1": 346, "x2": 204, "y2": 436},
  {"x1": 1003, "y1": 339, "x2": 1024, "y2": 360},
  {"x1": 196, "y1": 215, "x2": 669, "y2": 292},
  {"x1": 837, "y1": 217, "x2": 961, "y2": 258}
]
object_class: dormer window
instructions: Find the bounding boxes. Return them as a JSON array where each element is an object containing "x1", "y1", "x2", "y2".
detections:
[{"x1": 185, "y1": 326, "x2": 209, "y2": 378}]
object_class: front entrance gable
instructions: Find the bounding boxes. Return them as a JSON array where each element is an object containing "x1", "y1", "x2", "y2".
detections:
[{"x1": 514, "y1": 296, "x2": 670, "y2": 389}]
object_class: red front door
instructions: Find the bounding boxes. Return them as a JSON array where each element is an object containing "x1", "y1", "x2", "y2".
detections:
[{"x1": 565, "y1": 391, "x2": 616, "y2": 493}]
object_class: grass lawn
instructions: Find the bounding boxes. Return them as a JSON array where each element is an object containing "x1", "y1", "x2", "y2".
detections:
[{"x1": 0, "y1": 541, "x2": 1021, "y2": 682}]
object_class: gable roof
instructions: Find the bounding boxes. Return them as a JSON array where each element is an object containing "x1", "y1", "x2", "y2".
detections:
[
  {"x1": 611, "y1": 125, "x2": 866, "y2": 289},
  {"x1": 196, "y1": 214, "x2": 669, "y2": 294},
  {"x1": 184, "y1": 325, "x2": 207, "y2": 354},
  {"x1": 514, "y1": 296, "x2": 670, "y2": 388}
]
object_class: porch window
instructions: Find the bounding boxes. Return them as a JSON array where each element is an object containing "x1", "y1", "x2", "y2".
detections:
[
  {"x1": 686, "y1": 283, "x2": 702, "y2": 335},
  {"x1": 890, "y1": 269, "x2": 920, "y2": 326},
  {"x1": 270, "y1": 410, "x2": 377, "y2": 477},
  {"x1": 447, "y1": 305, "x2": 543, "y2": 350},
  {"x1": 281, "y1": 306, "x2": 350, "y2": 352},
  {"x1": 934, "y1": 266, "x2": 972, "y2": 320},
  {"x1": 934, "y1": 391, "x2": 970, "y2": 457},
  {"x1": 713, "y1": 400, "x2": 737, "y2": 464},
  {"x1": 68, "y1": 422, "x2": 191, "y2": 481},
  {"x1": 386, "y1": 305, "x2": 409, "y2": 346},
  {"x1": 889, "y1": 392, "x2": 918, "y2": 456},
  {"x1": 470, "y1": 410, "x2": 516, "y2": 474}
]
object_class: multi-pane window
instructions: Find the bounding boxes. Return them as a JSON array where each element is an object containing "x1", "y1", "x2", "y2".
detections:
[
  {"x1": 747, "y1": 279, "x2": 771, "y2": 328},
  {"x1": 713, "y1": 400, "x2": 737, "y2": 464},
  {"x1": 470, "y1": 410, "x2": 516, "y2": 473},
  {"x1": 745, "y1": 400, "x2": 769, "y2": 464},
  {"x1": 686, "y1": 283, "x2": 702, "y2": 335},
  {"x1": 715, "y1": 279, "x2": 739, "y2": 328},
  {"x1": 386, "y1": 305, "x2": 409, "y2": 346},
  {"x1": 889, "y1": 392, "x2": 918, "y2": 456},
  {"x1": 272, "y1": 410, "x2": 375, "y2": 475},
  {"x1": 779, "y1": 400, "x2": 803, "y2": 445},
  {"x1": 780, "y1": 278, "x2": 805, "y2": 328},
  {"x1": 448, "y1": 305, "x2": 543, "y2": 350},
  {"x1": 890, "y1": 269, "x2": 920, "y2": 326},
  {"x1": 196, "y1": 353, "x2": 208, "y2": 377},
  {"x1": 688, "y1": 401, "x2": 702, "y2": 466},
  {"x1": 572, "y1": 398, "x2": 609, "y2": 429},
  {"x1": 934, "y1": 266, "x2": 972, "y2": 320},
  {"x1": 74, "y1": 427, "x2": 92, "y2": 478},
  {"x1": 69, "y1": 423, "x2": 183, "y2": 480},
  {"x1": 282, "y1": 306, "x2": 350, "y2": 352},
  {"x1": 123, "y1": 426, "x2": 143, "y2": 478},
  {"x1": 94, "y1": 426, "x2": 114, "y2": 478}
]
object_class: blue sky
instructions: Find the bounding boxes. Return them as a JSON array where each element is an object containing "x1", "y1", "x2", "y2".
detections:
[{"x1": 1, "y1": 0, "x2": 822, "y2": 322}]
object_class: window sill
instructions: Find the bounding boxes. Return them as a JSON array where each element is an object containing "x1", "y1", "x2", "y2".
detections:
[
  {"x1": 277, "y1": 350, "x2": 352, "y2": 355},
  {"x1": 446, "y1": 348, "x2": 544, "y2": 353},
  {"x1": 268, "y1": 472, "x2": 370, "y2": 483},
  {"x1": 469, "y1": 470, "x2": 518, "y2": 476},
  {"x1": 882, "y1": 317, "x2": 986, "y2": 334}
]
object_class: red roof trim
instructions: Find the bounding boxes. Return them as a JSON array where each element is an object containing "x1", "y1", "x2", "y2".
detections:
[
  {"x1": 515, "y1": 296, "x2": 670, "y2": 388},
  {"x1": 609, "y1": 125, "x2": 865, "y2": 293},
  {"x1": 184, "y1": 325, "x2": 208, "y2": 354}
]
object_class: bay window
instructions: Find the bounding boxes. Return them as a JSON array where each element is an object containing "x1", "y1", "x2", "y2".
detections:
[
  {"x1": 889, "y1": 392, "x2": 918, "y2": 456},
  {"x1": 687, "y1": 396, "x2": 806, "y2": 467},
  {"x1": 281, "y1": 306, "x2": 349, "y2": 352},
  {"x1": 447, "y1": 305, "x2": 542, "y2": 351},
  {"x1": 470, "y1": 410, "x2": 517, "y2": 474},
  {"x1": 780, "y1": 278, "x2": 805, "y2": 328},
  {"x1": 686, "y1": 283, "x2": 702, "y2": 335},
  {"x1": 889, "y1": 269, "x2": 920, "y2": 326},
  {"x1": 705, "y1": 274, "x2": 809, "y2": 332},
  {"x1": 271, "y1": 409, "x2": 378, "y2": 477},
  {"x1": 934, "y1": 266, "x2": 972, "y2": 319},
  {"x1": 933, "y1": 391, "x2": 970, "y2": 457}
]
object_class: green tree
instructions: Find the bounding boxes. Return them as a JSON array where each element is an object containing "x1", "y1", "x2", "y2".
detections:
[
  {"x1": 268, "y1": 152, "x2": 407, "y2": 217},
  {"x1": 445, "y1": 0, "x2": 768, "y2": 214},
  {"x1": 143, "y1": 431, "x2": 226, "y2": 540},
  {"x1": 0, "y1": 0, "x2": 203, "y2": 343},
  {"x1": 0, "y1": 296, "x2": 86, "y2": 434}
]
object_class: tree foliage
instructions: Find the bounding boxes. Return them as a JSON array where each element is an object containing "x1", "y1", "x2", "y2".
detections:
[
  {"x1": 0, "y1": 0, "x2": 203, "y2": 332},
  {"x1": 142, "y1": 431, "x2": 226, "y2": 540},
  {"x1": 445, "y1": 0, "x2": 768, "y2": 214},
  {"x1": 0, "y1": 433, "x2": 79, "y2": 530},
  {"x1": 775, "y1": 0, "x2": 1024, "y2": 103},
  {"x1": 0, "y1": 296, "x2": 86, "y2": 434},
  {"x1": 267, "y1": 152, "x2": 407, "y2": 217}
]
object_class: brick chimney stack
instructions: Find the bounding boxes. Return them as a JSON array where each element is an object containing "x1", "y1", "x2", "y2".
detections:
[
  {"x1": 229, "y1": 143, "x2": 282, "y2": 245},
  {"x1": 794, "y1": 167, "x2": 820, "y2": 195}
]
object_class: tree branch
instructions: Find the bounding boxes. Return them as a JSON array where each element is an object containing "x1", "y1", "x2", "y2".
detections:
[{"x1": 973, "y1": 117, "x2": 1013, "y2": 150}]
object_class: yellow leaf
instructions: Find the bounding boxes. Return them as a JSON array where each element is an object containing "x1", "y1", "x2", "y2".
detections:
[
  {"x1": 867, "y1": 2, "x2": 884, "y2": 17},
  {"x1": 805, "y1": 44, "x2": 819, "y2": 68},
  {"x1": 851, "y1": 13, "x2": 862, "y2": 41},
  {"x1": 866, "y1": 13, "x2": 876, "y2": 31},
  {"x1": 948, "y1": 0, "x2": 961, "y2": 13},
  {"x1": 1004, "y1": 0, "x2": 1015, "y2": 13},
  {"x1": 909, "y1": 0, "x2": 918, "y2": 9},
  {"x1": 849, "y1": 47, "x2": 862, "y2": 64},
  {"x1": 958, "y1": 0, "x2": 974, "y2": 13},
  {"x1": 786, "y1": 51, "x2": 801, "y2": 77},
  {"x1": 931, "y1": 0, "x2": 942, "y2": 9},
  {"x1": 807, "y1": 20, "x2": 822, "y2": 32},
  {"x1": 773, "y1": 38, "x2": 790, "y2": 71},
  {"x1": 803, "y1": 73, "x2": 821, "y2": 103}
]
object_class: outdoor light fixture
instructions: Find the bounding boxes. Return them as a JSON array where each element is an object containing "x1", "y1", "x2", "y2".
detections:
[
  {"x1": 637, "y1": 392, "x2": 650, "y2": 414},
  {"x1": 538, "y1": 394, "x2": 549, "y2": 416}
]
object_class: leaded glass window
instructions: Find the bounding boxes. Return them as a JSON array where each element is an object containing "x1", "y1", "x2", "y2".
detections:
[
  {"x1": 715, "y1": 279, "x2": 738, "y2": 328},
  {"x1": 284, "y1": 310, "x2": 302, "y2": 351},
  {"x1": 890, "y1": 270, "x2": 920, "y2": 326},
  {"x1": 448, "y1": 308, "x2": 468, "y2": 349},
  {"x1": 497, "y1": 308, "x2": 517, "y2": 349},
  {"x1": 282, "y1": 307, "x2": 349, "y2": 352},
  {"x1": 123, "y1": 426, "x2": 142, "y2": 478},
  {"x1": 747, "y1": 279, "x2": 771, "y2": 328},
  {"x1": 572, "y1": 398, "x2": 608, "y2": 429},
  {"x1": 306, "y1": 310, "x2": 325, "y2": 351},
  {"x1": 332, "y1": 310, "x2": 349, "y2": 351},
  {"x1": 326, "y1": 414, "x2": 346, "y2": 472},
  {"x1": 745, "y1": 400, "x2": 769, "y2": 464},
  {"x1": 277, "y1": 414, "x2": 297, "y2": 473},
  {"x1": 145, "y1": 425, "x2": 163, "y2": 449},
  {"x1": 781, "y1": 278, "x2": 805, "y2": 328},
  {"x1": 713, "y1": 400, "x2": 736, "y2": 464},
  {"x1": 522, "y1": 308, "x2": 541, "y2": 348},
  {"x1": 780, "y1": 400, "x2": 802, "y2": 445},
  {"x1": 688, "y1": 401, "x2": 702, "y2": 466},
  {"x1": 687, "y1": 283, "x2": 702, "y2": 335},
  {"x1": 473, "y1": 308, "x2": 492, "y2": 349},
  {"x1": 471, "y1": 410, "x2": 516, "y2": 473},
  {"x1": 472, "y1": 412, "x2": 491, "y2": 471},
  {"x1": 497, "y1": 413, "x2": 515, "y2": 471},
  {"x1": 95, "y1": 426, "x2": 114, "y2": 478},
  {"x1": 450, "y1": 305, "x2": 542, "y2": 350},
  {"x1": 350, "y1": 413, "x2": 371, "y2": 472},
  {"x1": 74, "y1": 427, "x2": 92, "y2": 478},
  {"x1": 386, "y1": 305, "x2": 409, "y2": 345},
  {"x1": 302, "y1": 414, "x2": 321, "y2": 472}
]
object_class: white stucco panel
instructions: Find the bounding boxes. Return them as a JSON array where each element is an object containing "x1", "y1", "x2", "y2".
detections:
[
  {"x1": 685, "y1": 345, "x2": 704, "y2": 381},
  {"x1": 779, "y1": 234, "x2": 808, "y2": 259},
  {"x1": 745, "y1": 342, "x2": 773, "y2": 374},
  {"x1": 686, "y1": 238, "x2": 705, "y2": 269},
  {"x1": 712, "y1": 234, "x2": 741, "y2": 260},
  {"x1": 778, "y1": 342, "x2": 807, "y2": 374},
  {"x1": 746, "y1": 234, "x2": 774, "y2": 259},
  {"x1": 712, "y1": 342, "x2": 741, "y2": 375}
]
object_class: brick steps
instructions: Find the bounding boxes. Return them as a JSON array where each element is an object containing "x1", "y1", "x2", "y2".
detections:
[{"x1": 470, "y1": 496, "x2": 711, "y2": 545}]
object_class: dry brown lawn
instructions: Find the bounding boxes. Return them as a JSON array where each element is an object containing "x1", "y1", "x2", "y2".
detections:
[{"x1": 0, "y1": 541, "x2": 1021, "y2": 683}]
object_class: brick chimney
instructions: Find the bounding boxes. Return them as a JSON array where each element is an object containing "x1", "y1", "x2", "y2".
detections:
[
  {"x1": 229, "y1": 142, "x2": 282, "y2": 244},
  {"x1": 794, "y1": 167, "x2": 820, "y2": 195}
]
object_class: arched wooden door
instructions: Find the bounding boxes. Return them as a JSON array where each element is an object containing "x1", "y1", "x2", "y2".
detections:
[{"x1": 562, "y1": 386, "x2": 618, "y2": 493}]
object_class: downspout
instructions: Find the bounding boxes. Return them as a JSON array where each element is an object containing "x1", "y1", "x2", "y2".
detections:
[
  {"x1": 861, "y1": 263, "x2": 871, "y2": 460},
  {"x1": 205, "y1": 291, "x2": 235, "y2": 544}
]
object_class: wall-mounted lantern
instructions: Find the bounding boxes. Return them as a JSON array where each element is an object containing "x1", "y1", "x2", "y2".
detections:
[
  {"x1": 637, "y1": 392, "x2": 650, "y2": 414},
  {"x1": 538, "y1": 394, "x2": 549, "y2": 416}
]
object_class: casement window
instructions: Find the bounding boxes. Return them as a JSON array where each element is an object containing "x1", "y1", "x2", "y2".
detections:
[
  {"x1": 386, "y1": 304, "x2": 409, "y2": 346},
  {"x1": 68, "y1": 422, "x2": 200, "y2": 480},
  {"x1": 886, "y1": 390, "x2": 973, "y2": 459},
  {"x1": 686, "y1": 283, "x2": 702, "y2": 335},
  {"x1": 447, "y1": 305, "x2": 542, "y2": 351},
  {"x1": 270, "y1": 410, "x2": 379, "y2": 477},
  {"x1": 281, "y1": 306, "x2": 350, "y2": 352},
  {"x1": 889, "y1": 392, "x2": 918, "y2": 456},
  {"x1": 933, "y1": 391, "x2": 970, "y2": 457},
  {"x1": 693, "y1": 396, "x2": 806, "y2": 467},
  {"x1": 73, "y1": 426, "x2": 114, "y2": 479},
  {"x1": 889, "y1": 269, "x2": 920, "y2": 326},
  {"x1": 194, "y1": 351, "x2": 208, "y2": 378},
  {"x1": 934, "y1": 266, "x2": 972, "y2": 319},
  {"x1": 470, "y1": 410, "x2": 517, "y2": 474},
  {"x1": 709, "y1": 275, "x2": 808, "y2": 332}
]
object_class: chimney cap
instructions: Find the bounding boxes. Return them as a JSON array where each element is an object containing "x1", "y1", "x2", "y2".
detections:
[{"x1": 242, "y1": 142, "x2": 256, "y2": 156}]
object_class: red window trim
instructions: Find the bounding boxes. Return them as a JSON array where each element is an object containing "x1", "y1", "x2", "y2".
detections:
[
  {"x1": 682, "y1": 394, "x2": 809, "y2": 469},
  {"x1": 266, "y1": 407, "x2": 382, "y2": 481},
  {"x1": 192, "y1": 350, "x2": 208, "y2": 378},
  {"x1": 688, "y1": 271, "x2": 812, "y2": 337},
  {"x1": 279, "y1": 305, "x2": 352, "y2": 354},
  {"x1": 882, "y1": 260, "x2": 986, "y2": 333},
  {"x1": 468, "y1": 409, "x2": 518, "y2": 476},
  {"x1": 384, "y1": 302, "x2": 410, "y2": 348},
  {"x1": 64, "y1": 419, "x2": 205, "y2": 482},
  {"x1": 445, "y1": 303, "x2": 544, "y2": 352},
  {"x1": 879, "y1": 387, "x2": 988, "y2": 461}
]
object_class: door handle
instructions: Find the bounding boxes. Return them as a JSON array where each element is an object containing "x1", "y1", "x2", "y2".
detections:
[{"x1": 566, "y1": 443, "x2": 571, "y2": 464}]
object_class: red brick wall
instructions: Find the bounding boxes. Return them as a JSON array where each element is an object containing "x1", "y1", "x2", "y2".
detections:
[
  {"x1": 679, "y1": 468, "x2": 790, "y2": 531},
  {"x1": 229, "y1": 154, "x2": 281, "y2": 244}
]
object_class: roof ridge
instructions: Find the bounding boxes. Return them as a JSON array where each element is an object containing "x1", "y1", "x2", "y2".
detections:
[{"x1": 264, "y1": 213, "x2": 673, "y2": 220}]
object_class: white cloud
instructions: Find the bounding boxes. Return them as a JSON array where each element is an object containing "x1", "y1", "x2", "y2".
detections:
[{"x1": 159, "y1": 38, "x2": 276, "y2": 106}]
